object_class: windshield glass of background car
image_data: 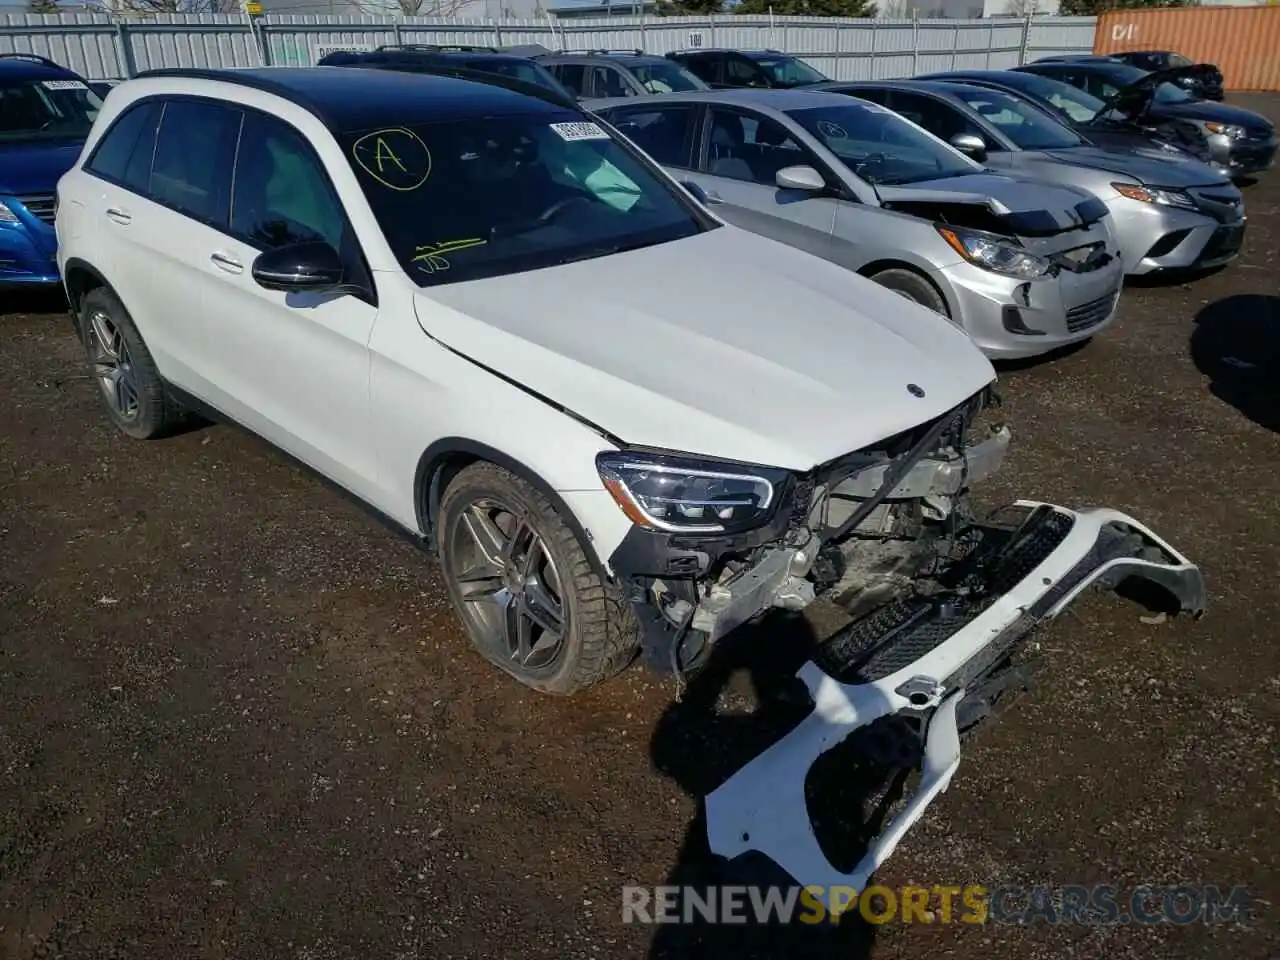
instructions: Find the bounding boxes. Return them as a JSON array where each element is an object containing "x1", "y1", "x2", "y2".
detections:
[
  {"x1": 1011, "y1": 73, "x2": 1106, "y2": 123},
  {"x1": 952, "y1": 88, "x2": 1083, "y2": 149},
  {"x1": 0, "y1": 79, "x2": 100, "y2": 141},
  {"x1": 631, "y1": 61, "x2": 704, "y2": 93},
  {"x1": 788, "y1": 103, "x2": 975, "y2": 185},
  {"x1": 342, "y1": 113, "x2": 707, "y2": 287},
  {"x1": 755, "y1": 56, "x2": 826, "y2": 87}
]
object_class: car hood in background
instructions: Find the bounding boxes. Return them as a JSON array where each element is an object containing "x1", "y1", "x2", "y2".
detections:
[
  {"x1": 416, "y1": 226, "x2": 995, "y2": 471},
  {"x1": 0, "y1": 139, "x2": 84, "y2": 195},
  {"x1": 1035, "y1": 144, "x2": 1229, "y2": 187},
  {"x1": 874, "y1": 172, "x2": 1102, "y2": 235},
  {"x1": 1152, "y1": 97, "x2": 1275, "y2": 132}
]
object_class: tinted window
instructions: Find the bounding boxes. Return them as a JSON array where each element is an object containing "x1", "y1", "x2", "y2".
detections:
[
  {"x1": 676, "y1": 54, "x2": 718, "y2": 84},
  {"x1": 591, "y1": 66, "x2": 631, "y2": 98},
  {"x1": 725, "y1": 56, "x2": 763, "y2": 87},
  {"x1": 606, "y1": 104, "x2": 697, "y2": 168},
  {"x1": 231, "y1": 111, "x2": 346, "y2": 251},
  {"x1": 945, "y1": 88, "x2": 1083, "y2": 150},
  {"x1": 705, "y1": 108, "x2": 809, "y2": 184},
  {"x1": 630, "y1": 60, "x2": 705, "y2": 93},
  {"x1": 0, "y1": 77, "x2": 99, "y2": 142},
  {"x1": 788, "y1": 102, "x2": 975, "y2": 185},
  {"x1": 551, "y1": 63, "x2": 587, "y2": 96},
  {"x1": 1169, "y1": 53, "x2": 1193, "y2": 69},
  {"x1": 85, "y1": 101, "x2": 160, "y2": 188},
  {"x1": 887, "y1": 92, "x2": 987, "y2": 144},
  {"x1": 753, "y1": 56, "x2": 827, "y2": 88},
  {"x1": 842, "y1": 87, "x2": 891, "y2": 106},
  {"x1": 150, "y1": 99, "x2": 240, "y2": 226},
  {"x1": 342, "y1": 112, "x2": 709, "y2": 287}
]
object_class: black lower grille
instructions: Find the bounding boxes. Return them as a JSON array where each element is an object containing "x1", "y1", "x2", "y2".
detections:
[
  {"x1": 1065, "y1": 291, "x2": 1117, "y2": 333},
  {"x1": 1199, "y1": 223, "x2": 1245, "y2": 263},
  {"x1": 17, "y1": 194, "x2": 55, "y2": 224}
]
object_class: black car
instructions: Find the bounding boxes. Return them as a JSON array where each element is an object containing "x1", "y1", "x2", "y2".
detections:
[
  {"x1": 317, "y1": 44, "x2": 574, "y2": 102},
  {"x1": 1016, "y1": 60, "x2": 1276, "y2": 177},
  {"x1": 919, "y1": 68, "x2": 1219, "y2": 168},
  {"x1": 664, "y1": 48, "x2": 828, "y2": 90},
  {"x1": 1036, "y1": 51, "x2": 1224, "y2": 101},
  {"x1": 534, "y1": 49, "x2": 707, "y2": 99}
]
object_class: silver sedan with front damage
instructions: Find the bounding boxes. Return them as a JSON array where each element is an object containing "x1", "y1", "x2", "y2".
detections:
[
  {"x1": 818, "y1": 80, "x2": 1246, "y2": 277},
  {"x1": 590, "y1": 89, "x2": 1124, "y2": 360}
]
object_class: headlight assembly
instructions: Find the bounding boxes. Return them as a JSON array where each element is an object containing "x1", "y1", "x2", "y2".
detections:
[
  {"x1": 936, "y1": 225, "x2": 1049, "y2": 279},
  {"x1": 1111, "y1": 182, "x2": 1197, "y2": 210},
  {"x1": 596, "y1": 452, "x2": 788, "y2": 534},
  {"x1": 0, "y1": 200, "x2": 18, "y2": 224},
  {"x1": 1204, "y1": 121, "x2": 1246, "y2": 140}
]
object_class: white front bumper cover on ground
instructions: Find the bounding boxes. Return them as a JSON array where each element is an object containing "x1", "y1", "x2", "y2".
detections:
[{"x1": 705, "y1": 501, "x2": 1206, "y2": 910}]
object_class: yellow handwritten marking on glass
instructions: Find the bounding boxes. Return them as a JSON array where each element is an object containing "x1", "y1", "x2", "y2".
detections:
[
  {"x1": 412, "y1": 238, "x2": 488, "y2": 274},
  {"x1": 351, "y1": 128, "x2": 432, "y2": 191}
]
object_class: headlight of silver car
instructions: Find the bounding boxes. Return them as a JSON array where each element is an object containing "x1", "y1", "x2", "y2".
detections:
[
  {"x1": 936, "y1": 225, "x2": 1050, "y2": 280},
  {"x1": 1204, "y1": 121, "x2": 1247, "y2": 140},
  {"x1": 596, "y1": 453, "x2": 788, "y2": 534},
  {"x1": 1111, "y1": 182, "x2": 1198, "y2": 210}
]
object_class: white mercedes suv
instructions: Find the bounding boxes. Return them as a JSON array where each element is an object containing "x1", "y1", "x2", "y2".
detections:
[{"x1": 57, "y1": 66, "x2": 1205, "y2": 901}]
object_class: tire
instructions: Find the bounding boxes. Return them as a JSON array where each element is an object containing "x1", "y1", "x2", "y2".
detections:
[
  {"x1": 869, "y1": 267, "x2": 950, "y2": 318},
  {"x1": 437, "y1": 461, "x2": 639, "y2": 694},
  {"x1": 78, "y1": 286, "x2": 187, "y2": 439}
]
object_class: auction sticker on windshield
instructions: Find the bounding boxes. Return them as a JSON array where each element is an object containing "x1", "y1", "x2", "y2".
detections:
[
  {"x1": 42, "y1": 80, "x2": 87, "y2": 90},
  {"x1": 550, "y1": 121, "x2": 611, "y2": 142}
]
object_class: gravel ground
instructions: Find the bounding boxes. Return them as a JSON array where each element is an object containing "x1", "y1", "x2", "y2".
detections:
[{"x1": 2, "y1": 94, "x2": 1278, "y2": 960}]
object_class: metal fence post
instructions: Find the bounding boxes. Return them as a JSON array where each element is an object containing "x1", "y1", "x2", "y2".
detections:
[
  {"x1": 869, "y1": 17, "x2": 878, "y2": 81},
  {"x1": 392, "y1": 21, "x2": 402, "y2": 45},
  {"x1": 492, "y1": 19, "x2": 502, "y2": 47},
  {"x1": 114, "y1": 21, "x2": 137, "y2": 78},
  {"x1": 985, "y1": 20, "x2": 994, "y2": 68},
  {"x1": 1018, "y1": 13, "x2": 1031, "y2": 65},
  {"x1": 911, "y1": 11, "x2": 919, "y2": 76},
  {"x1": 709, "y1": 13, "x2": 716, "y2": 49}
]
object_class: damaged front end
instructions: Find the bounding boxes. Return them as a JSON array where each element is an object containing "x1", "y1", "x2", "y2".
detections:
[{"x1": 605, "y1": 388, "x2": 1206, "y2": 899}]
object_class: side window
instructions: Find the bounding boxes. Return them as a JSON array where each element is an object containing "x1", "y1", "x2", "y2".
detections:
[
  {"x1": 84, "y1": 100, "x2": 160, "y2": 193},
  {"x1": 551, "y1": 63, "x2": 587, "y2": 97},
  {"x1": 607, "y1": 104, "x2": 697, "y2": 169},
  {"x1": 725, "y1": 56, "x2": 764, "y2": 88},
  {"x1": 230, "y1": 110, "x2": 347, "y2": 252},
  {"x1": 705, "y1": 107, "x2": 809, "y2": 185},
  {"x1": 676, "y1": 55, "x2": 716, "y2": 84},
  {"x1": 847, "y1": 88, "x2": 891, "y2": 106},
  {"x1": 591, "y1": 66, "x2": 631, "y2": 98},
  {"x1": 150, "y1": 99, "x2": 240, "y2": 227},
  {"x1": 888, "y1": 92, "x2": 987, "y2": 147}
]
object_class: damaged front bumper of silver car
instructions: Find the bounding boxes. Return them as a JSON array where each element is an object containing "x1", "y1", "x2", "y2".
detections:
[{"x1": 703, "y1": 501, "x2": 1206, "y2": 908}]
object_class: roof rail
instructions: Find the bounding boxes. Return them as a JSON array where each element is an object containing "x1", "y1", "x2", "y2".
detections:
[
  {"x1": 558, "y1": 48, "x2": 647, "y2": 56},
  {"x1": 375, "y1": 43, "x2": 500, "y2": 54},
  {"x1": 0, "y1": 51, "x2": 66, "y2": 69}
]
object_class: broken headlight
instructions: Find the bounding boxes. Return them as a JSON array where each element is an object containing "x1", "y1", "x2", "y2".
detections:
[
  {"x1": 936, "y1": 225, "x2": 1049, "y2": 279},
  {"x1": 596, "y1": 453, "x2": 788, "y2": 534}
]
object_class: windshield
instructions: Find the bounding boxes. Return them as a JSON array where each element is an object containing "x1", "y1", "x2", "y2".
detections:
[
  {"x1": 754, "y1": 55, "x2": 827, "y2": 88},
  {"x1": 342, "y1": 112, "x2": 708, "y2": 287},
  {"x1": 788, "y1": 103, "x2": 976, "y2": 185},
  {"x1": 465, "y1": 59, "x2": 572, "y2": 98},
  {"x1": 998, "y1": 73, "x2": 1107, "y2": 124},
  {"x1": 0, "y1": 77, "x2": 100, "y2": 142},
  {"x1": 630, "y1": 60, "x2": 706, "y2": 93},
  {"x1": 951, "y1": 87, "x2": 1084, "y2": 150}
]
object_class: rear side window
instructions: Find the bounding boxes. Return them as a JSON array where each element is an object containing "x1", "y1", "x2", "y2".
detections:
[
  {"x1": 607, "y1": 104, "x2": 698, "y2": 168},
  {"x1": 84, "y1": 101, "x2": 160, "y2": 193},
  {"x1": 150, "y1": 99, "x2": 241, "y2": 227},
  {"x1": 550, "y1": 63, "x2": 587, "y2": 96},
  {"x1": 591, "y1": 65, "x2": 631, "y2": 98},
  {"x1": 678, "y1": 55, "x2": 718, "y2": 85},
  {"x1": 725, "y1": 56, "x2": 763, "y2": 87}
]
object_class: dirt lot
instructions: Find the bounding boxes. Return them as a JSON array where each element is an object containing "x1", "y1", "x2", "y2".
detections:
[{"x1": 3, "y1": 94, "x2": 1279, "y2": 960}]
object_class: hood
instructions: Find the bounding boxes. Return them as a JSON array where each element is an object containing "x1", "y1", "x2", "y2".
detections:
[
  {"x1": 875, "y1": 172, "x2": 1100, "y2": 235},
  {"x1": 1037, "y1": 144, "x2": 1228, "y2": 187},
  {"x1": 417, "y1": 227, "x2": 995, "y2": 471},
  {"x1": 1096, "y1": 63, "x2": 1218, "y2": 119},
  {"x1": 0, "y1": 139, "x2": 84, "y2": 195},
  {"x1": 1152, "y1": 97, "x2": 1274, "y2": 131}
]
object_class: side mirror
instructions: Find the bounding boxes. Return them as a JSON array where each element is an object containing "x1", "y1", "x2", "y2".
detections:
[
  {"x1": 680, "y1": 179, "x2": 712, "y2": 205},
  {"x1": 775, "y1": 164, "x2": 826, "y2": 192},
  {"x1": 949, "y1": 133, "x2": 987, "y2": 163},
  {"x1": 251, "y1": 240, "x2": 344, "y2": 293}
]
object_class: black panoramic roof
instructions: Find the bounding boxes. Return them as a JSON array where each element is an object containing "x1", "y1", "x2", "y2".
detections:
[
  {"x1": 827, "y1": 78, "x2": 988, "y2": 97},
  {"x1": 133, "y1": 67, "x2": 575, "y2": 132}
]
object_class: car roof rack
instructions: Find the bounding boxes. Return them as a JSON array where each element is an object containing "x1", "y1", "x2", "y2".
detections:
[
  {"x1": 375, "y1": 43, "x2": 500, "y2": 54},
  {"x1": 0, "y1": 51, "x2": 66, "y2": 69},
  {"x1": 557, "y1": 48, "x2": 647, "y2": 56}
]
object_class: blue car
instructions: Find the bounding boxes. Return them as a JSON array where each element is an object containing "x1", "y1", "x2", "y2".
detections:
[{"x1": 0, "y1": 53, "x2": 101, "y2": 286}]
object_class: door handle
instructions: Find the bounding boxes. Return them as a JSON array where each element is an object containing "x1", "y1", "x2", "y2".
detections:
[
  {"x1": 105, "y1": 207, "x2": 131, "y2": 225},
  {"x1": 209, "y1": 251, "x2": 243, "y2": 274}
]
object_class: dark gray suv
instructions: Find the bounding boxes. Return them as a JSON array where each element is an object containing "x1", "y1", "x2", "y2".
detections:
[{"x1": 535, "y1": 49, "x2": 707, "y2": 99}]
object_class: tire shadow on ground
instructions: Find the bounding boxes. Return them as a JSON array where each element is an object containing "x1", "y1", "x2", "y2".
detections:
[{"x1": 1190, "y1": 293, "x2": 1280, "y2": 433}]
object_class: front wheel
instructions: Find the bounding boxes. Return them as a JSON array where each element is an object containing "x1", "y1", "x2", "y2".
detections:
[
  {"x1": 868, "y1": 267, "x2": 950, "y2": 318},
  {"x1": 437, "y1": 461, "x2": 639, "y2": 694}
]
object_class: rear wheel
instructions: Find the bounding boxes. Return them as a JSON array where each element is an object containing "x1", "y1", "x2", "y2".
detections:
[
  {"x1": 437, "y1": 461, "x2": 639, "y2": 694},
  {"x1": 78, "y1": 287, "x2": 188, "y2": 439},
  {"x1": 869, "y1": 267, "x2": 950, "y2": 318}
]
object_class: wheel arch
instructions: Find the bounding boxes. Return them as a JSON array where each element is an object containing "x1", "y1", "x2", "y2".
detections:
[
  {"x1": 857, "y1": 259, "x2": 956, "y2": 319},
  {"x1": 61, "y1": 257, "x2": 115, "y2": 331},
  {"x1": 414, "y1": 437, "x2": 610, "y2": 583}
]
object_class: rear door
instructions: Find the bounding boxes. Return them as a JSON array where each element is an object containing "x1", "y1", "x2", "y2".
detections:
[{"x1": 685, "y1": 106, "x2": 838, "y2": 261}]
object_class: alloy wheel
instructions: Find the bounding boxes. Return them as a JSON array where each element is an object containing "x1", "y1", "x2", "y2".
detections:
[
  {"x1": 85, "y1": 308, "x2": 139, "y2": 420},
  {"x1": 447, "y1": 497, "x2": 569, "y2": 671}
]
